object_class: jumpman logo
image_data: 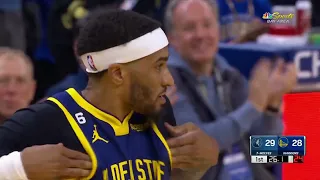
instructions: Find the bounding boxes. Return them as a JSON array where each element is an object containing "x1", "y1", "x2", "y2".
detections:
[{"x1": 92, "y1": 125, "x2": 109, "y2": 144}]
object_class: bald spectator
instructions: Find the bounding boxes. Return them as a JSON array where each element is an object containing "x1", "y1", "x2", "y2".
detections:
[{"x1": 0, "y1": 47, "x2": 36, "y2": 124}]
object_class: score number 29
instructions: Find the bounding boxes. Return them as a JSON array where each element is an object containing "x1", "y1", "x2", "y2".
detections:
[{"x1": 265, "y1": 139, "x2": 276, "y2": 146}]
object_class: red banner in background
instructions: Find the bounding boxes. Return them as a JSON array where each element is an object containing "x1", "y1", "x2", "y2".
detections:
[{"x1": 282, "y1": 92, "x2": 320, "y2": 180}]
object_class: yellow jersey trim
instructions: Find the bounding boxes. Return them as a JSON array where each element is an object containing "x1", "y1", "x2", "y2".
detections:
[
  {"x1": 66, "y1": 88, "x2": 133, "y2": 136},
  {"x1": 47, "y1": 97, "x2": 98, "y2": 180},
  {"x1": 151, "y1": 122, "x2": 173, "y2": 169}
]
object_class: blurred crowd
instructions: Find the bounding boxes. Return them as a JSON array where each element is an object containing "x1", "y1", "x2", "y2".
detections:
[{"x1": 0, "y1": 0, "x2": 314, "y2": 179}]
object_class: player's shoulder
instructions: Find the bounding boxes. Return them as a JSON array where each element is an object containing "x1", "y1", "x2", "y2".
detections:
[
  {"x1": 2, "y1": 101, "x2": 66, "y2": 142},
  {"x1": 29, "y1": 100, "x2": 62, "y2": 112},
  {"x1": 10, "y1": 100, "x2": 65, "y2": 122}
]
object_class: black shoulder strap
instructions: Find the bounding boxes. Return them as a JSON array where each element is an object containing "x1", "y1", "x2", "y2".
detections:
[
  {"x1": 27, "y1": 101, "x2": 68, "y2": 125},
  {"x1": 29, "y1": 101, "x2": 61, "y2": 113},
  {"x1": 157, "y1": 95, "x2": 176, "y2": 139}
]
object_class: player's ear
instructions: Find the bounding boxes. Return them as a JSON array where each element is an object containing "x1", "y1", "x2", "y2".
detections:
[{"x1": 108, "y1": 64, "x2": 124, "y2": 85}]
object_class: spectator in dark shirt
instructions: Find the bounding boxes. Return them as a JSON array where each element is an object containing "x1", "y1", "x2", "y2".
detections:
[
  {"x1": 48, "y1": 0, "x2": 89, "y2": 81},
  {"x1": 0, "y1": 0, "x2": 26, "y2": 50},
  {"x1": 45, "y1": 16, "x2": 88, "y2": 97}
]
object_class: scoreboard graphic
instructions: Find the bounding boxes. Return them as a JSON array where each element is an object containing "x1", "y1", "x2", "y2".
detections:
[
  {"x1": 250, "y1": 135, "x2": 305, "y2": 163},
  {"x1": 251, "y1": 155, "x2": 304, "y2": 163}
]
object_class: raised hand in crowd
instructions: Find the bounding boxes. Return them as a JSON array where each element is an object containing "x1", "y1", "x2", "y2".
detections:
[
  {"x1": 267, "y1": 58, "x2": 297, "y2": 107},
  {"x1": 248, "y1": 58, "x2": 297, "y2": 112},
  {"x1": 248, "y1": 59, "x2": 272, "y2": 112}
]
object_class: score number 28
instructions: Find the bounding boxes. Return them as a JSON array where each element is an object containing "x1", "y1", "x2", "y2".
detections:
[
  {"x1": 265, "y1": 139, "x2": 303, "y2": 147},
  {"x1": 292, "y1": 139, "x2": 303, "y2": 146}
]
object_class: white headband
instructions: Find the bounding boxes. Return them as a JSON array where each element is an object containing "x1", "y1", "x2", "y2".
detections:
[{"x1": 80, "y1": 28, "x2": 169, "y2": 73}]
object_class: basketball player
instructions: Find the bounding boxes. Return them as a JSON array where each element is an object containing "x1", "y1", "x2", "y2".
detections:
[{"x1": 0, "y1": 9, "x2": 218, "y2": 179}]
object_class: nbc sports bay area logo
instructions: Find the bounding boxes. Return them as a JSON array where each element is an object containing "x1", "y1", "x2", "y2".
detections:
[{"x1": 262, "y1": 12, "x2": 294, "y2": 24}]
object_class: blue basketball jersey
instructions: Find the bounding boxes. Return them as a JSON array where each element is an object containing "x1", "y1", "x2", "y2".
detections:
[{"x1": 48, "y1": 88, "x2": 172, "y2": 180}]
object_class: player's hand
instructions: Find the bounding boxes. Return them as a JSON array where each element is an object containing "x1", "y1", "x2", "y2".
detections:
[
  {"x1": 165, "y1": 122, "x2": 219, "y2": 170},
  {"x1": 248, "y1": 59, "x2": 272, "y2": 112},
  {"x1": 21, "y1": 143, "x2": 92, "y2": 180}
]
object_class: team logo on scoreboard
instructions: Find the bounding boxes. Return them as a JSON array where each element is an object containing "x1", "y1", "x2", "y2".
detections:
[
  {"x1": 252, "y1": 137, "x2": 262, "y2": 148},
  {"x1": 278, "y1": 137, "x2": 289, "y2": 148}
]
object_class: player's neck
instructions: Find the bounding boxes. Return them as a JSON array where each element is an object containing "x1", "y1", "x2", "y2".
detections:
[{"x1": 82, "y1": 87, "x2": 131, "y2": 122}]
